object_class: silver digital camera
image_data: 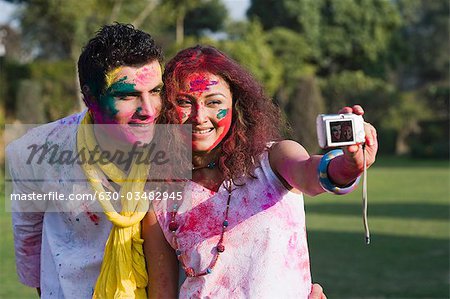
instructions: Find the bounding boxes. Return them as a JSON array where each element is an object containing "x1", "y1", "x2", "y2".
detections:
[{"x1": 316, "y1": 113, "x2": 365, "y2": 149}]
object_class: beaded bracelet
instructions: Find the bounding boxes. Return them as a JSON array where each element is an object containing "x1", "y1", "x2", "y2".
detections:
[{"x1": 318, "y1": 149, "x2": 361, "y2": 195}]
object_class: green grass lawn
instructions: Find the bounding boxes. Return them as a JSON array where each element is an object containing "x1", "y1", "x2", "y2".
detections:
[
  {"x1": 0, "y1": 157, "x2": 449, "y2": 298},
  {"x1": 306, "y1": 158, "x2": 449, "y2": 298}
]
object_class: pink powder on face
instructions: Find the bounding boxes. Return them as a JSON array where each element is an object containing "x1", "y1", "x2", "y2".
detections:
[
  {"x1": 135, "y1": 66, "x2": 156, "y2": 87},
  {"x1": 188, "y1": 74, "x2": 218, "y2": 94},
  {"x1": 175, "y1": 107, "x2": 188, "y2": 122},
  {"x1": 206, "y1": 109, "x2": 232, "y2": 151}
]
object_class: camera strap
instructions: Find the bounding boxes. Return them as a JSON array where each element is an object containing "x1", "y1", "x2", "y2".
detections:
[{"x1": 362, "y1": 144, "x2": 370, "y2": 244}]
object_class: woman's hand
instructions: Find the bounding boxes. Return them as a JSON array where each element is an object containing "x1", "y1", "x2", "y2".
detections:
[
  {"x1": 309, "y1": 283, "x2": 327, "y2": 299},
  {"x1": 328, "y1": 105, "x2": 378, "y2": 186}
]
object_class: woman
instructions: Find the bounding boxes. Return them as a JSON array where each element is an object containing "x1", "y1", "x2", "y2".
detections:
[{"x1": 143, "y1": 45, "x2": 377, "y2": 298}]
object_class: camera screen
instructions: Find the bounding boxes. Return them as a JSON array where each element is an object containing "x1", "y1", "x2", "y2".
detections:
[{"x1": 329, "y1": 120, "x2": 354, "y2": 143}]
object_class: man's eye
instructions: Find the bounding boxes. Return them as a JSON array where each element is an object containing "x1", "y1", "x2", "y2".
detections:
[{"x1": 116, "y1": 95, "x2": 137, "y2": 101}]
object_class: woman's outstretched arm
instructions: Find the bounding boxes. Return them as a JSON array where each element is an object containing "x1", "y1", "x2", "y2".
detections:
[{"x1": 269, "y1": 105, "x2": 378, "y2": 196}]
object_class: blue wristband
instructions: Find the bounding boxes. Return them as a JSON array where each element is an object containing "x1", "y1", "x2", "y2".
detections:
[{"x1": 318, "y1": 149, "x2": 361, "y2": 195}]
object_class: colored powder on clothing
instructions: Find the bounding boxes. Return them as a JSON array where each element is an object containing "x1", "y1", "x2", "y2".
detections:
[{"x1": 86, "y1": 211, "x2": 100, "y2": 225}]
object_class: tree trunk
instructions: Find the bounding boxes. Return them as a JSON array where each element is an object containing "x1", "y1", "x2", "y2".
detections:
[
  {"x1": 132, "y1": 0, "x2": 158, "y2": 28},
  {"x1": 176, "y1": 12, "x2": 184, "y2": 45},
  {"x1": 286, "y1": 76, "x2": 325, "y2": 153}
]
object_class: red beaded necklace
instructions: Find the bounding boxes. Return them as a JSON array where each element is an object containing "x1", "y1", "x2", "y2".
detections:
[{"x1": 168, "y1": 184, "x2": 232, "y2": 277}]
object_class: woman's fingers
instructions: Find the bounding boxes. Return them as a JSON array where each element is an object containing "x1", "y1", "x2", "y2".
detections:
[
  {"x1": 338, "y1": 104, "x2": 364, "y2": 115},
  {"x1": 309, "y1": 283, "x2": 327, "y2": 299}
]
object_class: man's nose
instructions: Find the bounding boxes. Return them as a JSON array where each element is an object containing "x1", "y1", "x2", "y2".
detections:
[{"x1": 138, "y1": 94, "x2": 161, "y2": 117}]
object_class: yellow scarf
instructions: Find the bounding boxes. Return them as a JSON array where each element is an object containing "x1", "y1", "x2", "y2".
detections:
[{"x1": 77, "y1": 114, "x2": 149, "y2": 298}]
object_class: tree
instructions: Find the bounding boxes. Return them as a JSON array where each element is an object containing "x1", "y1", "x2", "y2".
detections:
[
  {"x1": 218, "y1": 20, "x2": 283, "y2": 97},
  {"x1": 184, "y1": 0, "x2": 227, "y2": 37},
  {"x1": 5, "y1": 0, "x2": 164, "y2": 112},
  {"x1": 248, "y1": 0, "x2": 402, "y2": 76},
  {"x1": 390, "y1": 0, "x2": 449, "y2": 87},
  {"x1": 285, "y1": 76, "x2": 324, "y2": 153},
  {"x1": 265, "y1": 27, "x2": 324, "y2": 148},
  {"x1": 247, "y1": 0, "x2": 297, "y2": 30},
  {"x1": 161, "y1": 0, "x2": 227, "y2": 44}
]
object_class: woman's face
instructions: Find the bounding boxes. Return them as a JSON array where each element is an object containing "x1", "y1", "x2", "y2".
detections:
[
  {"x1": 174, "y1": 72, "x2": 233, "y2": 153},
  {"x1": 343, "y1": 126, "x2": 352, "y2": 140}
]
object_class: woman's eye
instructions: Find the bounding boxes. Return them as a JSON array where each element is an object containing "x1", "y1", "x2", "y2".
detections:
[
  {"x1": 151, "y1": 88, "x2": 162, "y2": 94},
  {"x1": 176, "y1": 99, "x2": 192, "y2": 106},
  {"x1": 207, "y1": 100, "x2": 222, "y2": 106}
]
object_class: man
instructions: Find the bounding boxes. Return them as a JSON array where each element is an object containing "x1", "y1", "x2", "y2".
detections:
[
  {"x1": 7, "y1": 23, "x2": 326, "y2": 299},
  {"x1": 7, "y1": 23, "x2": 164, "y2": 298},
  {"x1": 331, "y1": 124, "x2": 342, "y2": 142}
]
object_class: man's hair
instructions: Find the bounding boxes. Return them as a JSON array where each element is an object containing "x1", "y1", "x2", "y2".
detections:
[
  {"x1": 78, "y1": 23, "x2": 163, "y2": 99},
  {"x1": 162, "y1": 45, "x2": 283, "y2": 182}
]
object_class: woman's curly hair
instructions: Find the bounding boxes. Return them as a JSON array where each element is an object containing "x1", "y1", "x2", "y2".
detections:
[{"x1": 161, "y1": 45, "x2": 284, "y2": 182}]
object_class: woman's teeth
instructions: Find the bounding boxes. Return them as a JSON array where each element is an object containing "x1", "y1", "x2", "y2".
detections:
[{"x1": 193, "y1": 128, "x2": 213, "y2": 134}]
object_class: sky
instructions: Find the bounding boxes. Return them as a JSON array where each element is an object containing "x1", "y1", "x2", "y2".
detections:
[
  {"x1": 0, "y1": 0, "x2": 17, "y2": 25},
  {"x1": 0, "y1": 0, "x2": 251, "y2": 25},
  {"x1": 223, "y1": 0, "x2": 250, "y2": 20}
]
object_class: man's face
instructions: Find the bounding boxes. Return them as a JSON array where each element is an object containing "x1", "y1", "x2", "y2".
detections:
[
  {"x1": 90, "y1": 60, "x2": 163, "y2": 145},
  {"x1": 332, "y1": 126, "x2": 341, "y2": 140}
]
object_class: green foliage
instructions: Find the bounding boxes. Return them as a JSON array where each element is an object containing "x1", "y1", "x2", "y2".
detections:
[
  {"x1": 267, "y1": 27, "x2": 315, "y2": 84},
  {"x1": 3, "y1": 0, "x2": 448, "y2": 156},
  {"x1": 157, "y1": 0, "x2": 227, "y2": 44},
  {"x1": 409, "y1": 119, "x2": 450, "y2": 159},
  {"x1": 284, "y1": 76, "x2": 325, "y2": 153},
  {"x1": 393, "y1": 0, "x2": 449, "y2": 82},
  {"x1": 28, "y1": 60, "x2": 79, "y2": 120},
  {"x1": 17, "y1": 0, "x2": 110, "y2": 59},
  {"x1": 383, "y1": 91, "x2": 430, "y2": 131},
  {"x1": 184, "y1": 0, "x2": 227, "y2": 36},
  {"x1": 250, "y1": 0, "x2": 402, "y2": 75},
  {"x1": 424, "y1": 83, "x2": 449, "y2": 119},
  {"x1": 1, "y1": 58, "x2": 31, "y2": 115},
  {"x1": 247, "y1": 0, "x2": 298, "y2": 30},
  {"x1": 217, "y1": 21, "x2": 283, "y2": 96},
  {"x1": 320, "y1": 71, "x2": 396, "y2": 124}
]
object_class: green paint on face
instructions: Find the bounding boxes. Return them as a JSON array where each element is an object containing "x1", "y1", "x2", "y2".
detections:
[
  {"x1": 106, "y1": 76, "x2": 136, "y2": 95},
  {"x1": 217, "y1": 109, "x2": 228, "y2": 120},
  {"x1": 99, "y1": 76, "x2": 136, "y2": 116}
]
